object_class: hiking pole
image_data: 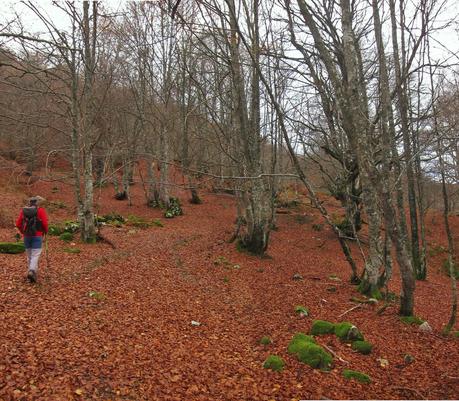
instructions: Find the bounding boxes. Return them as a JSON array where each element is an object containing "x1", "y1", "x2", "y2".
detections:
[{"x1": 45, "y1": 234, "x2": 50, "y2": 270}]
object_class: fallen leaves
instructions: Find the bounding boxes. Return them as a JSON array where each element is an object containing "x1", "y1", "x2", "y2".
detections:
[{"x1": 0, "y1": 181, "x2": 458, "y2": 400}]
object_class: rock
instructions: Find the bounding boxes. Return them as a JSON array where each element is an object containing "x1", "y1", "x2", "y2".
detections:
[
  {"x1": 368, "y1": 298, "x2": 379, "y2": 304},
  {"x1": 377, "y1": 358, "x2": 389, "y2": 368},
  {"x1": 191, "y1": 320, "x2": 201, "y2": 326},
  {"x1": 404, "y1": 354, "x2": 415, "y2": 364},
  {"x1": 419, "y1": 321, "x2": 432, "y2": 333},
  {"x1": 292, "y1": 273, "x2": 303, "y2": 281}
]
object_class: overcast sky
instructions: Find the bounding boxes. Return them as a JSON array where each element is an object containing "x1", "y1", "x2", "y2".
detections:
[{"x1": 0, "y1": 0, "x2": 458, "y2": 64}]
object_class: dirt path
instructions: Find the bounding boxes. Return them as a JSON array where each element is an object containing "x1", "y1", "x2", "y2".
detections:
[{"x1": 1, "y1": 190, "x2": 459, "y2": 400}]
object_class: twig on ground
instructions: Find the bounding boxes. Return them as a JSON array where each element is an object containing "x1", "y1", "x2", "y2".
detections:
[
  {"x1": 338, "y1": 304, "x2": 362, "y2": 317},
  {"x1": 389, "y1": 386, "x2": 425, "y2": 400},
  {"x1": 322, "y1": 344, "x2": 348, "y2": 364}
]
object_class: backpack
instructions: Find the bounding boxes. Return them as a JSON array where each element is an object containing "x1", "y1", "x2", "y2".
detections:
[{"x1": 22, "y1": 207, "x2": 43, "y2": 236}]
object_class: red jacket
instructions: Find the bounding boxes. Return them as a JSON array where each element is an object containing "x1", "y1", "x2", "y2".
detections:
[{"x1": 16, "y1": 207, "x2": 49, "y2": 237}]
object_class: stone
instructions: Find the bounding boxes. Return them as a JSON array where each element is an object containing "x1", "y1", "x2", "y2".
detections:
[{"x1": 419, "y1": 321, "x2": 432, "y2": 333}]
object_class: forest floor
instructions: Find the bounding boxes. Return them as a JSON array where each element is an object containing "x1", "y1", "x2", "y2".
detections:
[{"x1": 0, "y1": 171, "x2": 458, "y2": 401}]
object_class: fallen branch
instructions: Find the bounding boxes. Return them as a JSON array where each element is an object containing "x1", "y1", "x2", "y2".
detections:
[
  {"x1": 322, "y1": 344, "x2": 348, "y2": 364},
  {"x1": 389, "y1": 386, "x2": 425, "y2": 400},
  {"x1": 338, "y1": 304, "x2": 362, "y2": 318},
  {"x1": 350, "y1": 297, "x2": 378, "y2": 304}
]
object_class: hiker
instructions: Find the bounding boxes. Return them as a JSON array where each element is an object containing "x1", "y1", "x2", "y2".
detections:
[{"x1": 15, "y1": 196, "x2": 49, "y2": 283}]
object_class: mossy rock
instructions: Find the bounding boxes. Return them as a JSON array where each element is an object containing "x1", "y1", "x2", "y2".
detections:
[
  {"x1": 334, "y1": 322, "x2": 364, "y2": 342},
  {"x1": 343, "y1": 369, "x2": 371, "y2": 384},
  {"x1": 259, "y1": 336, "x2": 272, "y2": 345},
  {"x1": 294, "y1": 305, "x2": 309, "y2": 316},
  {"x1": 310, "y1": 320, "x2": 335, "y2": 335},
  {"x1": 262, "y1": 355, "x2": 285, "y2": 372},
  {"x1": 400, "y1": 316, "x2": 425, "y2": 326},
  {"x1": 288, "y1": 333, "x2": 316, "y2": 354},
  {"x1": 59, "y1": 232, "x2": 74, "y2": 242},
  {"x1": 0, "y1": 242, "x2": 25, "y2": 254},
  {"x1": 297, "y1": 343, "x2": 333, "y2": 370},
  {"x1": 351, "y1": 340, "x2": 372, "y2": 355},
  {"x1": 357, "y1": 280, "x2": 382, "y2": 300}
]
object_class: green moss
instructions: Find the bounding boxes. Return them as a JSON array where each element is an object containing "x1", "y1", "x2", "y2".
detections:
[
  {"x1": 88, "y1": 290, "x2": 106, "y2": 301},
  {"x1": 310, "y1": 320, "x2": 335, "y2": 335},
  {"x1": 452, "y1": 331, "x2": 459, "y2": 338},
  {"x1": 294, "y1": 305, "x2": 309, "y2": 316},
  {"x1": 351, "y1": 341, "x2": 372, "y2": 355},
  {"x1": 262, "y1": 355, "x2": 285, "y2": 372},
  {"x1": 400, "y1": 316, "x2": 425, "y2": 326},
  {"x1": 288, "y1": 333, "x2": 316, "y2": 354},
  {"x1": 0, "y1": 242, "x2": 25, "y2": 254},
  {"x1": 63, "y1": 247, "x2": 81, "y2": 254},
  {"x1": 334, "y1": 322, "x2": 364, "y2": 342},
  {"x1": 126, "y1": 215, "x2": 151, "y2": 228},
  {"x1": 357, "y1": 280, "x2": 382, "y2": 299},
  {"x1": 259, "y1": 336, "x2": 272, "y2": 345},
  {"x1": 59, "y1": 232, "x2": 74, "y2": 242},
  {"x1": 343, "y1": 369, "x2": 371, "y2": 384},
  {"x1": 152, "y1": 219, "x2": 163, "y2": 227},
  {"x1": 297, "y1": 343, "x2": 333, "y2": 370}
]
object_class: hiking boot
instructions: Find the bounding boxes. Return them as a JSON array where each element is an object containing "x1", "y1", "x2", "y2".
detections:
[{"x1": 27, "y1": 270, "x2": 37, "y2": 283}]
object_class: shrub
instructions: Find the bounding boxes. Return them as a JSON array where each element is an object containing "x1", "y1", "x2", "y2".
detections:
[
  {"x1": 262, "y1": 355, "x2": 285, "y2": 372},
  {"x1": 310, "y1": 320, "x2": 335, "y2": 335},
  {"x1": 48, "y1": 225, "x2": 64, "y2": 236},
  {"x1": 334, "y1": 322, "x2": 364, "y2": 342},
  {"x1": 59, "y1": 232, "x2": 74, "y2": 242},
  {"x1": 0, "y1": 242, "x2": 25, "y2": 254},
  {"x1": 259, "y1": 336, "x2": 272, "y2": 345},
  {"x1": 165, "y1": 197, "x2": 183, "y2": 218},
  {"x1": 312, "y1": 223, "x2": 323, "y2": 232},
  {"x1": 428, "y1": 244, "x2": 446, "y2": 257},
  {"x1": 335, "y1": 218, "x2": 355, "y2": 238},
  {"x1": 98, "y1": 213, "x2": 125, "y2": 225},
  {"x1": 297, "y1": 343, "x2": 333, "y2": 370},
  {"x1": 126, "y1": 215, "x2": 151, "y2": 229},
  {"x1": 441, "y1": 258, "x2": 459, "y2": 279},
  {"x1": 400, "y1": 316, "x2": 425, "y2": 326},
  {"x1": 351, "y1": 340, "x2": 373, "y2": 355},
  {"x1": 63, "y1": 221, "x2": 80, "y2": 233},
  {"x1": 342, "y1": 369, "x2": 371, "y2": 384}
]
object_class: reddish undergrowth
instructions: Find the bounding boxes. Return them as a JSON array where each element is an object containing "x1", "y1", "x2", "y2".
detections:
[{"x1": 0, "y1": 172, "x2": 458, "y2": 400}]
